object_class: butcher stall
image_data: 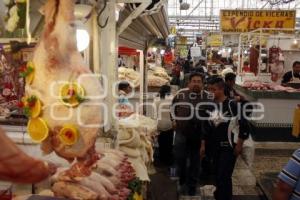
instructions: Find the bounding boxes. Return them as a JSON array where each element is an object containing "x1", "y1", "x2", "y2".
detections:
[
  {"x1": 234, "y1": 28, "x2": 300, "y2": 141},
  {"x1": 0, "y1": 0, "x2": 170, "y2": 199},
  {"x1": 235, "y1": 82, "x2": 300, "y2": 141}
]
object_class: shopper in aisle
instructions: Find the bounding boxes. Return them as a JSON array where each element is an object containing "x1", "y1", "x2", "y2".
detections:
[
  {"x1": 224, "y1": 72, "x2": 255, "y2": 168},
  {"x1": 180, "y1": 66, "x2": 204, "y2": 89},
  {"x1": 273, "y1": 149, "x2": 300, "y2": 200},
  {"x1": 182, "y1": 59, "x2": 191, "y2": 74},
  {"x1": 181, "y1": 69, "x2": 191, "y2": 88},
  {"x1": 172, "y1": 72, "x2": 211, "y2": 196},
  {"x1": 224, "y1": 72, "x2": 252, "y2": 114},
  {"x1": 242, "y1": 61, "x2": 251, "y2": 72},
  {"x1": 282, "y1": 61, "x2": 300, "y2": 84},
  {"x1": 205, "y1": 77, "x2": 250, "y2": 200},
  {"x1": 224, "y1": 73, "x2": 241, "y2": 101},
  {"x1": 0, "y1": 127, "x2": 56, "y2": 183},
  {"x1": 171, "y1": 63, "x2": 181, "y2": 86},
  {"x1": 155, "y1": 85, "x2": 174, "y2": 166},
  {"x1": 117, "y1": 81, "x2": 133, "y2": 117}
]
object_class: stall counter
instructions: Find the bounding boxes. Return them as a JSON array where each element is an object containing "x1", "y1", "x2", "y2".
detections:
[{"x1": 235, "y1": 84, "x2": 300, "y2": 128}]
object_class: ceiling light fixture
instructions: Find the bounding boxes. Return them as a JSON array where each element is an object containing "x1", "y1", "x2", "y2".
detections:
[
  {"x1": 76, "y1": 28, "x2": 90, "y2": 52},
  {"x1": 180, "y1": 3, "x2": 190, "y2": 10}
]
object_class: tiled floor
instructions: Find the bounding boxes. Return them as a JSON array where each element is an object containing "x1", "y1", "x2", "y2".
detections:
[
  {"x1": 253, "y1": 148, "x2": 293, "y2": 178},
  {"x1": 252, "y1": 146, "x2": 298, "y2": 200},
  {"x1": 150, "y1": 155, "x2": 263, "y2": 200},
  {"x1": 200, "y1": 157, "x2": 264, "y2": 200}
]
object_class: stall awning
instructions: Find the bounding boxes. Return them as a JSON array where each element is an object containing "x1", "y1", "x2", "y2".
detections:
[
  {"x1": 119, "y1": 46, "x2": 140, "y2": 56},
  {"x1": 118, "y1": 2, "x2": 169, "y2": 50}
]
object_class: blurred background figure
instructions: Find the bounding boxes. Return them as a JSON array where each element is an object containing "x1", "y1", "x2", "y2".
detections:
[
  {"x1": 117, "y1": 81, "x2": 133, "y2": 118},
  {"x1": 155, "y1": 85, "x2": 174, "y2": 167}
]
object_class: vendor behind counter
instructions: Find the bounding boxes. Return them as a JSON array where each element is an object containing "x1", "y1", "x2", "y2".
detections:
[{"x1": 282, "y1": 61, "x2": 300, "y2": 84}]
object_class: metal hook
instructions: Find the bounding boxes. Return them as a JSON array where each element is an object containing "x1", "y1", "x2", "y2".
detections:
[{"x1": 97, "y1": 0, "x2": 109, "y2": 28}]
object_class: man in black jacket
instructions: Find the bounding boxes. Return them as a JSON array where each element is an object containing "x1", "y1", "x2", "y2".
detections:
[
  {"x1": 204, "y1": 77, "x2": 250, "y2": 200},
  {"x1": 172, "y1": 72, "x2": 212, "y2": 196}
]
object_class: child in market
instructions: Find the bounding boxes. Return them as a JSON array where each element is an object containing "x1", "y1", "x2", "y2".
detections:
[{"x1": 117, "y1": 81, "x2": 134, "y2": 118}]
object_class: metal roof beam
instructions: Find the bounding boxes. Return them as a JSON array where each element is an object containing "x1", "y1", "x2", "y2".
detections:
[
  {"x1": 117, "y1": 0, "x2": 151, "y2": 35},
  {"x1": 168, "y1": 15, "x2": 219, "y2": 19}
]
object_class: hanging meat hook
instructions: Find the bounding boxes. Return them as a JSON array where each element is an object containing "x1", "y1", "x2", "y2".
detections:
[{"x1": 97, "y1": 0, "x2": 109, "y2": 28}]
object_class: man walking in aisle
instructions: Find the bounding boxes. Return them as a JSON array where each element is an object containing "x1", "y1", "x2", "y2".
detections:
[
  {"x1": 205, "y1": 77, "x2": 250, "y2": 200},
  {"x1": 171, "y1": 72, "x2": 211, "y2": 196}
]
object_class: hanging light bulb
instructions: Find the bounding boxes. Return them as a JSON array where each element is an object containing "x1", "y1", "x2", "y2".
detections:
[
  {"x1": 293, "y1": 39, "x2": 298, "y2": 45},
  {"x1": 76, "y1": 28, "x2": 90, "y2": 52},
  {"x1": 73, "y1": 7, "x2": 91, "y2": 52}
]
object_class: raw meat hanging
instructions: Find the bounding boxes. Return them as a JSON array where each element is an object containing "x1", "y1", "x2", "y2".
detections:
[
  {"x1": 21, "y1": 1, "x2": 139, "y2": 199},
  {"x1": 269, "y1": 46, "x2": 284, "y2": 82},
  {"x1": 23, "y1": 0, "x2": 103, "y2": 162}
]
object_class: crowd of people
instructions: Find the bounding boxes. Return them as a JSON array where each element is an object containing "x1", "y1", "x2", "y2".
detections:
[
  {"x1": 154, "y1": 59, "x2": 253, "y2": 199},
  {"x1": 155, "y1": 59, "x2": 300, "y2": 200}
]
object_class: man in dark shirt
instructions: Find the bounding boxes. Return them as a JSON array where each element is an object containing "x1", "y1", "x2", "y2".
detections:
[
  {"x1": 224, "y1": 73, "x2": 240, "y2": 100},
  {"x1": 204, "y1": 77, "x2": 250, "y2": 200},
  {"x1": 172, "y1": 72, "x2": 212, "y2": 196},
  {"x1": 282, "y1": 61, "x2": 300, "y2": 84}
]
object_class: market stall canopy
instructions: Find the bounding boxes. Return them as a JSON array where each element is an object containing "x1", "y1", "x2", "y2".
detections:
[
  {"x1": 119, "y1": 46, "x2": 140, "y2": 56},
  {"x1": 118, "y1": 1, "x2": 169, "y2": 50}
]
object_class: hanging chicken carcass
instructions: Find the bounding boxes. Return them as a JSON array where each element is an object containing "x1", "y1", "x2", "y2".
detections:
[{"x1": 24, "y1": 0, "x2": 103, "y2": 161}]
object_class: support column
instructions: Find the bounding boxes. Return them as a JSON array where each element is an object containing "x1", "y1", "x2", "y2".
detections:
[
  {"x1": 137, "y1": 49, "x2": 144, "y2": 115},
  {"x1": 99, "y1": 0, "x2": 117, "y2": 132}
]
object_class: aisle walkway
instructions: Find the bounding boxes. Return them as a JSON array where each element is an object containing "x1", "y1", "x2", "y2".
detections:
[
  {"x1": 149, "y1": 157, "x2": 266, "y2": 200},
  {"x1": 199, "y1": 158, "x2": 265, "y2": 200},
  {"x1": 253, "y1": 144, "x2": 298, "y2": 200}
]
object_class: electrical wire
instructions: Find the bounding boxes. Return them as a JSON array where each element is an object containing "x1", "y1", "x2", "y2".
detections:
[{"x1": 97, "y1": 0, "x2": 109, "y2": 29}]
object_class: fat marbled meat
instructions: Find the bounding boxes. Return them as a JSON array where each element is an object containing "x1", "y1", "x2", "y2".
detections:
[{"x1": 242, "y1": 81, "x2": 299, "y2": 92}]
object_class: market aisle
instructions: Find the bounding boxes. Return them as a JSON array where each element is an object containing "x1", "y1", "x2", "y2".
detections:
[
  {"x1": 200, "y1": 158, "x2": 265, "y2": 200},
  {"x1": 149, "y1": 157, "x2": 266, "y2": 200},
  {"x1": 253, "y1": 143, "x2": 299, "y2": 200}
]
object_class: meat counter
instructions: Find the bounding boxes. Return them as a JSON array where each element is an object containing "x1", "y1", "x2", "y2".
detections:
[{"x1": 234, "y1": 85, "x2": 300, "y2": 141}]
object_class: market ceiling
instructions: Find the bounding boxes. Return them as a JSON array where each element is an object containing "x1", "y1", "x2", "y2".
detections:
[{"x1": 168, "y1": 0, "x2": 300, "y2": 40}]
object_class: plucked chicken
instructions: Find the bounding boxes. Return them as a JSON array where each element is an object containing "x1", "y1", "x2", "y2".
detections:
[
  {"x1": 24, "y1": 0, "x2": 102, "y2": 161},
  {"x1": 117, "y1": 114, "x2": 157, "y2": 181},
  {"x1": 118, "y1": 67, "x2": 140, "y2": 88},
  {"x1": 52, "y1": 149, "x2": 135, "y2": 200},
  {"x1": 149, "y1": 66, "x2": 171, "y2": 81},
  {"x1": 147, "y1": 66, "x2": 170, "y2": 87}
]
